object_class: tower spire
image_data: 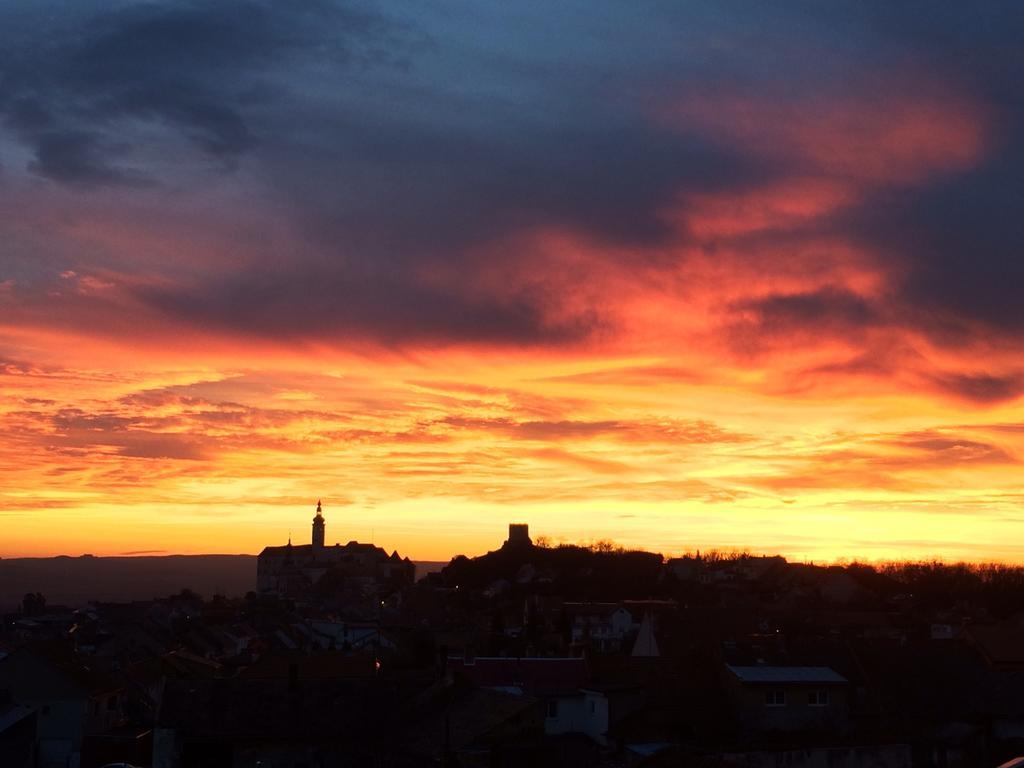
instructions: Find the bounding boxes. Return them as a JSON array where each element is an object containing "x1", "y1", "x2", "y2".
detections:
[{"x1": 312, "y1": 499, "x2": 325, "y2": 554}]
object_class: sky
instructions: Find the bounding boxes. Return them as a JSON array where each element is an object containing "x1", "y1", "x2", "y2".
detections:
[{"x1": 2, "y1": 1, "x2": 1024, "y2": 562}]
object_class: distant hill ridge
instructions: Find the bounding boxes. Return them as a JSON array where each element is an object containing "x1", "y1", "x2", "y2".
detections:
[{"x1": 0, "y1": 554, "x2": 447, "y2": 611}]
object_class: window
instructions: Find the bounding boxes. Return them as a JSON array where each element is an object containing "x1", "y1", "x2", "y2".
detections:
[
  {"x1": 764, "y1": 690, "x2": 786, "y2": 707},
  {"x1": 808, "y1": 689, "x2": 829, "y2": 707},
  {"x1": 546, "y1": 700, "x2": 559, "y2": 718}
]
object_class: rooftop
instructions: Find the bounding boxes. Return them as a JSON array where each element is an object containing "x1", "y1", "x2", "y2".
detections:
[
  {"x1": 727, "y1": 665, "x2": 847, "y2": 685},
  {"x1": 448, "y1": 655, "x2": 590, "y2": 695}
]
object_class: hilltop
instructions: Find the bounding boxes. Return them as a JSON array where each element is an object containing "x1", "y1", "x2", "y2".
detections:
[{"x1": 0, "y1": 554, "x2": 447, "y2": 611}]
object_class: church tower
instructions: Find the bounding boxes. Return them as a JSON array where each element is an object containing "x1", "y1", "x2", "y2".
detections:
[{"x1": 312, "y1": 499, "x2": 325, "y2": 555}]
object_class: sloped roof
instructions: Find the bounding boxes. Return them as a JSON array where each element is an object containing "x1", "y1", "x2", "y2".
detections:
[
  {"x1": 631, "y1": 612, "x2": 660, "y2": 657},
  {"x1": 0, "y1": 702, "x2": 35, "y2": 732},
  {"x1": 563, "y1": 602, "x2": 626, "y2": 617},
  {"x1": 260, "y1": 543, "x2": 313, "y2": 557},
  {"x1": 401, "y1": 685, "x2": 541, "y2": 757},
  {"x1": 967, "y1": 624, "x2": 1024, "y2": 668},
  {"x1": 0, "y1": 644, "x2": 124, "y2": 696},
  {"x1": 260, "y1": 541, "x2": 395, "y2": 559},
  {"x1": 449, "y1": 655, "x2": 590, "y2": 696},
  {"x1": 239, "y1": 652, "x2": 376, "y2": 680},
  {"x1": 159, "y1": 677, "x2": 377, "y2": 738},
  {"x1": 727, "y1": 665, "x2": 847, "y2": 684}
]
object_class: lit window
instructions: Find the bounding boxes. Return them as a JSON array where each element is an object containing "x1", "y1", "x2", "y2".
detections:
[
  {"x1": 764, "y1": 690, "x2": 786, "y2": 707},
  {"x1": 808, "y1": 689, "x2": 829, "y2": 707}
]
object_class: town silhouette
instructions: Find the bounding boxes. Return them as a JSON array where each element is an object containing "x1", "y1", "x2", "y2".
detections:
[{"x1": 4, "y1": 501, "x2": 1024, "y2": 767}]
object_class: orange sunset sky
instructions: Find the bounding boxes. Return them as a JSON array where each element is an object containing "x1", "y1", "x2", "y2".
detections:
[{"x1": 2, "y1": 2, "x2": 1024, "y2": 562}]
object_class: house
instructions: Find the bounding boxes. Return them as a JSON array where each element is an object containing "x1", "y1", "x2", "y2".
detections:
[
  {"x1": 400, "y1": 684, "x2": 547, "y2": 765},
  {"x1": 576, "y1": 682, "x2": 648, "y2": 746},
  {"x1": 565, "y1": 603, "x2": 635, "y2": 652},
  {"x1": 80, "y1": 622, "x2": 169, "y2": 671},
  {"x1": 0, "y1": 691, "x2": 35, "y2": 768},
  {"x1": 725, "y1": 665, "x2": 849, "y2": 737},
  {"x1": 965, "y1": 624, "x2": 1024, "y2": 671},
  {"x1": 238, "y1": 651, "x2": 377, "y2": 681},
  {"x1": 153, "y1": 673, "x2": 423, "y2": 767},
  {"x1": 0, "y1": 646, "x2": 126, "y2": 768},
  {"x1": 444, "y1": 654, "x2": 653, "y2": 747},
  {"x1": 447, "y1": 655, "x2": 593, "y2": 738},
  {"x1": 665, "y1": 557, "x2": 700, "y2": 581},
  {"x1": 715, "y1": 743, "x2": 912, "y2": 767},
  {"x1": 307, "y1": 619, "x2": 392, "y2": 651},
  {"x1": 817, "y1": 569, "x2": 873, "y2": 605}
]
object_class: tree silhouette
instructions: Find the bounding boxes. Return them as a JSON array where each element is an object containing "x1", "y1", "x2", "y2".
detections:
[{"x1": 22, "y1": 591, "x2": 46, "y2": 616}]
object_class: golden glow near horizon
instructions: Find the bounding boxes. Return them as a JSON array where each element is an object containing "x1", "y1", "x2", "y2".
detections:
[{"x1": 3, "y1": 338, "x2": 1024, "y2": 563}]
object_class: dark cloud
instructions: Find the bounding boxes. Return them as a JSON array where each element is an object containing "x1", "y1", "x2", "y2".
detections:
[
  {"x1": 121, "y1": 550, "x2": 169, "y2": 555},
  {"x1": 0, "y1": 0, "x2": 1022, "y2": 359},
  {"x1": 738, "y1": 288, "x2": 879, "y2": 331},
  {"x1": 806, "y1": 3, "x2": 1024, "y2": 345},
  {"x1": 784, "y1": 342, "x2": 1024, "y2": 406},
  {"x1": 0, "y1": 1, "x2": 775, "y2": 347},
  {"x1": 0, "y1": 0, "x2": 404, "y2": 184},
  {"x1": 925, "y1": 372, "x2": 1024, "y2": 405},
  {"x1": 891, "y1": 430, "x2": 1017, "y2": 466},
  {"x1": 29, "y1": 130, "x2": 149, "y2": 186},
  {"x1": 136, "y1": 266, "x2": 604, "y2": 346},
  {"x1": 725, "y1": 288, "x2": 883, "y2": 355},
  {"x1": 273, "y1": 114, "x2": 768, "y2": 260}
]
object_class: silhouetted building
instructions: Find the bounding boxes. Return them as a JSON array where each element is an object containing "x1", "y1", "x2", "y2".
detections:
[
  {"x1": 506, "y1": 523, "x2": 532, "y2": 548},
  {"x1": 154, "y1": 675, "x2": 397, "y2": 767},
  {"x1": 256, "y1": 501, "x2": 414, "y2": 596},
  {"x1": 0, "y1": 691, "x2": 35, "y2": 768},
  {"x1": 311, "y1": 499, "x2": 325, "y2": 554},
  {"x1": 566, "y1": 603, "x2": 634, "y2": 652},
  {"x1": 447, "y1": 654, "x2": 601, "y2": 739}
]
